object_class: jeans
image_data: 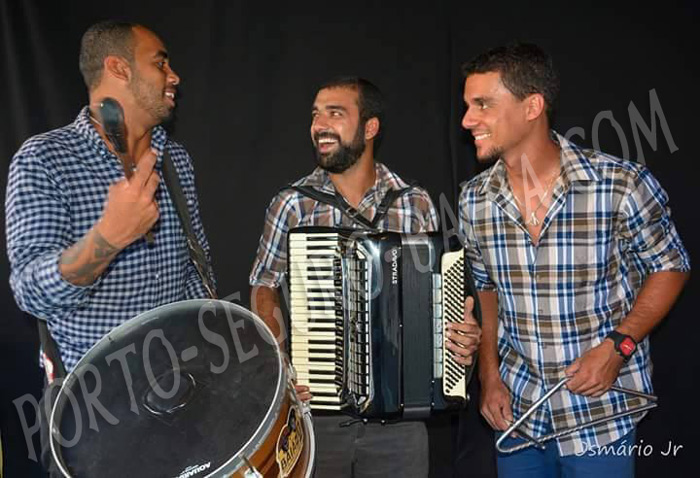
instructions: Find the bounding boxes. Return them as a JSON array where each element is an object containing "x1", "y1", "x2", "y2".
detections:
[{"x1": 496, "y1": 430, "x2": 636, "y2": 478}]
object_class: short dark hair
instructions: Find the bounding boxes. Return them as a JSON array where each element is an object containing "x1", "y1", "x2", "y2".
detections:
[
  {"x1": 79, "y1": 20, "x2": 138, "y2": 90},
  {"x1": 461, "y1": 43, "x2": 560, "y2": 123},
  {"x1": 318, "y1": 76, "x2": 385, "y2": 150}
]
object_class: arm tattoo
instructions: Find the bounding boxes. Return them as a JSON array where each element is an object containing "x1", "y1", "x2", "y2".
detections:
[
  {"x1": 60, "y1": 235, "x2": 87, "y2": 265},
  {"x1": 92, "y1": 229, "x2": 120, "y2": 259},
  {"x1": 59, "y1": 228, "x2": 120, "y2": 286}
]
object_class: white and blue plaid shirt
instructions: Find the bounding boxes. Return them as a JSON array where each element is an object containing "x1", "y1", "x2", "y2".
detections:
[
  {"x1": 6, "y1": 107, "x2": 212, "y2": 372},
  {"x1": 459, "y1": 132, "x2": 690, "y2": 456}
]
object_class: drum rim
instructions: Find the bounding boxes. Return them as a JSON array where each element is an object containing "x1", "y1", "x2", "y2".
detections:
[{"x1": 49, "y1": 299, "x2": 286, "y2": 478}]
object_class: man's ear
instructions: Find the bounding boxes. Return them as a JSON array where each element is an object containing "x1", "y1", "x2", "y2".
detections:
[
  {"x1": 525, "y1": 93, "x2": 546, "y2": 121},
  {"x1": 365, "y1": 117, "x2": 380, "y2": 141},
  {"x1": 104, "y1": 56, "x2": 131, "y2": 83}
]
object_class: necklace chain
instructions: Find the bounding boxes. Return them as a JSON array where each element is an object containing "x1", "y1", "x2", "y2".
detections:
[{"x1": 512, "y1": 170, "x2": 560, "y2": 227}]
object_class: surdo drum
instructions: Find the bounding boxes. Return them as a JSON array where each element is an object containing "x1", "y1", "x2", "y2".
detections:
[{"x1": 49, "y1": 300, "x2": 315, "y2": 477}]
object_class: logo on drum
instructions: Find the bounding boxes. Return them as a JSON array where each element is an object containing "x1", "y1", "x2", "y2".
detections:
[
  {"x1": 276, "y1": 406, "x2": 304, "y2": 477},
  {"x1": 174, "y1": 462, "x2": 211, "y2": 478}
]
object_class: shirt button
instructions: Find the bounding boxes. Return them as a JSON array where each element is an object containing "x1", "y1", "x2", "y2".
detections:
[{"x1": 154, "y1": 273, "x2": 160, "y2": 280}]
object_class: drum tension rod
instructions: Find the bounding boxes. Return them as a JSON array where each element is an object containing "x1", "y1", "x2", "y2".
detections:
[{"x1": 242, "y1": 456, "x2": 263, "y2": 478}]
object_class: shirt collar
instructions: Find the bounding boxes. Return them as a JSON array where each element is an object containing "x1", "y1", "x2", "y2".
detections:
[
  {"x1": 477, "y1": 130, "x2": 602, "y2": 196},
  {"x1": 72, "y1": 106, "x2": 169, "y2": 159},
  {"x1": 299, "y1": 162, "x2": 409, "y2": 199}
]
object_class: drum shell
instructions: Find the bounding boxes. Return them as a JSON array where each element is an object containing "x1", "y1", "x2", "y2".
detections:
[
  {"x1": 48, "y1": 300, "x2": 314, "y2": 477},
  {"x1": 230, "y1": 389, "x2": 315, "y2": 478}
]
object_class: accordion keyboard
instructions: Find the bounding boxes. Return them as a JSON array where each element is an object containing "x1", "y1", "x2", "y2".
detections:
[
  {"x1": 289, "y1": 232, "x2": 344, "y2": 410},
  {"x1": 289, "y1": 231, "x2": 374, "y2": 412}
]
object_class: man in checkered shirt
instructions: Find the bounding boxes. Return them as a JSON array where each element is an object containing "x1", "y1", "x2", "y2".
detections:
[
  {"x1": 6, "y1": 21, "x2": 212, "y2": 474},
  {"x1": 249, "y1": 77, "x2": 481, "y2": 478},
  {"x1": 458, "y1": 43, "x2": 689, "y2": 477}
]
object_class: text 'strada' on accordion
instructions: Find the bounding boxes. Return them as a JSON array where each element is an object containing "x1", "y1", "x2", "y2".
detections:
[{"x1": 287, "y1": 226, "x2": 482, "y2": 420}]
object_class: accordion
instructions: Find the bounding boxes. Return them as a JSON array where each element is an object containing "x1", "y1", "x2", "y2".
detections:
[{"x1": 287, "y1": 226, "x2": 481, "y2": 420}]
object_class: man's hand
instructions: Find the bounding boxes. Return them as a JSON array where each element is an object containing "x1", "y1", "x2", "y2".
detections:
[
  {"x1": 445, "y1": 296, "x2": 482, "y2": 366},
  {"x1": 480, "y1": 375, "x2": 513, "y2": 431},
  {"x1": 565, "y1": 340, "x2": 624, "y2": 397},
  {"x1": 97, "y1": 148, "x2": 160, "y2": 249},
  {"x1": 294, "y1": 383, "x2": 313, "y2": 402}
]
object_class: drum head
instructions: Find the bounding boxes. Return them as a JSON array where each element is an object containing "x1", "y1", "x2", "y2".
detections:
[{"x1": 50, "y1": 300, "x2": 284, "y2": 477}]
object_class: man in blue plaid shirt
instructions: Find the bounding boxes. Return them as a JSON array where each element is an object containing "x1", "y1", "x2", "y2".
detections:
[
  {"x1": 458, "y1": 43, "x2": 689, "y2": 477},
  {"x1": 6, "y1": 21, "x2": 212, "y2": 474}
]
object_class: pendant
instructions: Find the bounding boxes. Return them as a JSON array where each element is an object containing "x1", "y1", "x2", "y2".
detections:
[{"x1": 527, "y1": 212, "x2": 540, "y2": 226}]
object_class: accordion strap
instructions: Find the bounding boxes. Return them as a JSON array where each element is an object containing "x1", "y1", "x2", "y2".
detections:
[
  {"x1": 290, "y1": 184, "x2": 413, "y2": 231},
  {"x1": 161, "y1": 148, "x2": 217, "y2": 299}
]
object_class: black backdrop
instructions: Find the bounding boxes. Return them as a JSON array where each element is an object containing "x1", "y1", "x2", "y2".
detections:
[{"x1": 1, "y1": 0, "x2": 698, "y2": 476}]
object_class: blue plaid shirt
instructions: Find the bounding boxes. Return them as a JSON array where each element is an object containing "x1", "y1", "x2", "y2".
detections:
[
  {"x1": 459, "y1": 132, "x2": 690, "y2": 456},
  {"x1": 6, "y1": 107, "x2": 212, "y2": 372}
]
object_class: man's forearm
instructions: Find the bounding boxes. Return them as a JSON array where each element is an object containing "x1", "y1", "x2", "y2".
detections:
[
  {"x1": 477, "y1": 290, "x2": 501, "y2": 383},
  {"x1": 251, "y1": 285, "x2": 287, "y2": 346},
  {"x1": 59, "y1": 226, "x2": 121, "y2": 286},
  {"x1": 617, "y1": 270, "x2": 689, "y2": 341}
]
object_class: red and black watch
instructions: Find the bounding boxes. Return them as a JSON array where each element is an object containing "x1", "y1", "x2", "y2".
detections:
[{"x1": 607, "y1": 331, "x2": 637, "y2": 362}]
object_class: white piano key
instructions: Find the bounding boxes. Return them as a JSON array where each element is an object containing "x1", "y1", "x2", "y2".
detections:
[
  {"x1": 289, "y1": 350, "x2": 336, "y2": 360},
  {"x1": 290, "y1": 359, "x2": 337, "y2": 370},
  {"x1": 309, "y1": 405, "x2": 342, "y2": 411},
  {"x1": 305, "y1": 383, "x2": 339, "y2": 392},
  {"x1": 289, "y1": 278, "x2": 337, "y2": 288},
  {"x1": 310, "y1": 399, "x2": 342, "y2": 407},
  {"x1": 290, "y1": 323, "x2": 338, "y2": 332},
  {"x1": 290, "y1": 306, "x2": 338, "y2": 315},
  {"x1": 289, "y1": 330, "x2": 337, "y2": 338},
  {"x1": 291, "y1": 290, "x2": 337, "y2": 299},
  {"x1": 290, "y1": 234, "x2": 339, "y2": 243}
]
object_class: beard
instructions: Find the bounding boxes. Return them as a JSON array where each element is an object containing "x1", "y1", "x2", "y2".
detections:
[
  {"x1": 313, "y1": 124, "x2": 366, "y2": 174},
  {"x1": 476, "y1": 145, "x2": 503, "y2": 164},
  {"x1": 129, "y1": 71, "x2": 173, "y2": 124}
]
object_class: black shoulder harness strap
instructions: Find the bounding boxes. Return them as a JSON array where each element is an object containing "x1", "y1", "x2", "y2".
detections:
[
  {"x1": 289, "y1": 184, "x2": 414, "y2": 231},
  {"x1": 162, "y1": 148, "x2": 217, "y2": 299}
]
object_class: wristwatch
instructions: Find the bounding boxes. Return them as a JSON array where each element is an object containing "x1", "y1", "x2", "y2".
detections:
[{"x1": 606, "y1": 331, "x2": 637, "y2": 362}]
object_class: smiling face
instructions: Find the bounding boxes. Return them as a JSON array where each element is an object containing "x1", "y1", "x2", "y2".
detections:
[
  {"x1": 127, "y1": 26, "x2": 180, "y2": 125},
  {"x1": 461, "y1": 71, "x2": 532, "y2": 163},
  {"x1": 310, "y1": 86, "x2": 367, "y2": 173}
]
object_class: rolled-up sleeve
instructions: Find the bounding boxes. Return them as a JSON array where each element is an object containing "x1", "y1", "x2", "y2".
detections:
[
  {"x1": 6, "y1": 147, "x2": 97, "y2": 317},
  {"x1": 619, "y1": 167, "x2": 690, "y2": 273},
  {"x1": 249, "y1": 192, "x2": 299, "y2": 289}
]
